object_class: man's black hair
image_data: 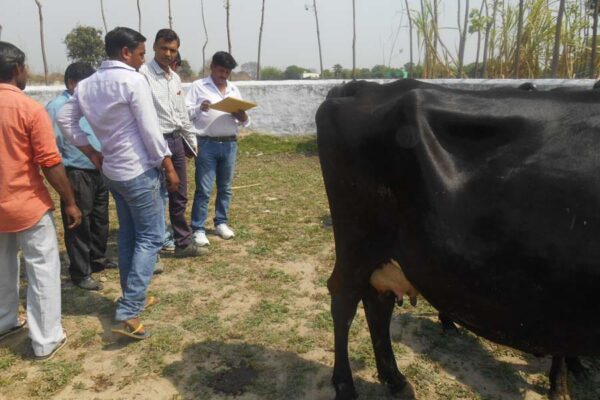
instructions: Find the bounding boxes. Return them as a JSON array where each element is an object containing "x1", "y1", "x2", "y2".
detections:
[
  {"x1": 105, "y1": 27, "x2": 146, "y2": 59},
  {"x1": 212, "y1": 51, "x2": 237, "y2": 70},
  {"x1": 64, "y1": 62, "x2": 96, "y2": 88},
  {"x1": 0, "y1": 41, "x2": 25, "y2": 82},
  {"x1": 155, "y1": 28, "x2": 180, "y2": 46}
]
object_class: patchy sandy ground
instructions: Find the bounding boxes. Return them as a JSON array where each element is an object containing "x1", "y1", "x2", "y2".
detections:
[{"x1": 1, "y1": 135, "x2": 598, "y2": 400}]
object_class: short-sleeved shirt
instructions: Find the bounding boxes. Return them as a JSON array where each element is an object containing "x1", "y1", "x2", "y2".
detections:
[
  {"x1": 0, "y1": 83, "x2": 62, "y2": 232},
  {"x1": 46, "y1": 90, "x2": 101, "y2": 170}
]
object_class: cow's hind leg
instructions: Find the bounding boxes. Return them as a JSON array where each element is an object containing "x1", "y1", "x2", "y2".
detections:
[
  {"x1": 331, "y1": 290, "x2": 361, "y2": 400},
  {"x1": 362, "y1": 288, "x2": 413, "y2": 398},
  {"x1": 549, "y1": 356, "x2": 571, "y2": 400}
]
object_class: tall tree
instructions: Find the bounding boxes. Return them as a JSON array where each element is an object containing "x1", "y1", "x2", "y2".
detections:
[
  {"x1": 590, "y1": 0, "x2": 599, "y2": 77},
  {"x1": 0, "y1": 24, "x2": 3, "y2": 41},
  {"x1": 551, "y1": 0, "x2": 566, "y2": 77},
  {"x1": 310, "y1": 0, "x2": 324, "y2": 78},
  {"x1": 168, "y1": 0, "x2": 173, "y2": 29},
  {"x1": 514, "y1": 0, "x2": 524, "y2": 78},
  {"x1": 201, "y1": 0, "x2": 209, "y2": 77},
  {"x1": 225, "y1": 0, "x2": 232, "y2": 54},
  {"x1": 137, "y1": 0, "x2": 142, "y2": 32},
  {"x1": 481, "y1": 0, "x2": 492, "y2": 78},
  {"x1": 33, "y1": 0, "x2": 49, "y2": 85},
  {"x1": 352, "y1": 0, "x2": 356, "y2": 79},
  {"x1": 404, "y1": 0, "x2": 414, "y2": 78},
  {"x1": 457, "y1": 0, "x2": 470, "y2": 77},
  {"x1": 257, "y1": 0, "x2": 266, "y2": 80},
  {"x1": 100, "y1": 0, "x2": 108, "y2": 32}
]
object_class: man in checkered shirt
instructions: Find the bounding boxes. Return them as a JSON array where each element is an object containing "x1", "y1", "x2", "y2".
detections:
[{"x1": 140, "y1": 29, "x2": 207, "y2": 258}]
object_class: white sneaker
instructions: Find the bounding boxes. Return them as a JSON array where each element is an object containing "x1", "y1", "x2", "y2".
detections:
[
  {"x1": 215, "y1": 223, "x2": 235, "y2": 240},
  {"x1": 192, "y1": 230, "x2": 210, "y2": 246}
]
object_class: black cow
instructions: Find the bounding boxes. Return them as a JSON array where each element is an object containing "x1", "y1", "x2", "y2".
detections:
[{"x1": 316, "y1": 79, "x2": 600, "y2": 400}]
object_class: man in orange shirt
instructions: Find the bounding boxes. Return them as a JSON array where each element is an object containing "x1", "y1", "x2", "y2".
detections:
[{"x1": 0, "y1": 41, "x2": 82, "y2": 360}]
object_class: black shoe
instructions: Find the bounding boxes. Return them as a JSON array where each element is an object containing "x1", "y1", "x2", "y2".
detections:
[
  {"x1": 174, "y1": 243, "x2": 209, "y2": 258},
  {"x1": 74, "y1": 276, "x2": 103, "y2": 291},
  {"x1": 92, "y1": 259, "x2": 118, "y2": 273}
]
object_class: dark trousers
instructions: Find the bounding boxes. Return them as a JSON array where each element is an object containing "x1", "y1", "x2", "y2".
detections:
[
  {"x1": 60, "y1": 167, "x2": 109, "y2": 282},
  {"x1": 165, "y1": 135, "x2": 192, "y2": 248}
]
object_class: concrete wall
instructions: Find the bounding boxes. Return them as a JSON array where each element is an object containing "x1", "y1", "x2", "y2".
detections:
[{"x1": 25, "y1": 79, "x2": 598, "y2": 135}]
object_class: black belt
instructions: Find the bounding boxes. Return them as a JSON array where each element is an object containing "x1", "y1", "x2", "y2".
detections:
[
  {"x1": 164, "y1": 130, "x2": 182, "y2": 139},
  {"x1": 198, "y1": 135, "x2": 237, "y2": 142}
]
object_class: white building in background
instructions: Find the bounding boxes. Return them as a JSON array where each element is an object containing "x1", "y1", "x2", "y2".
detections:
[{"x1": 302, "y1": 71, "x2": 320, "y2": 80}]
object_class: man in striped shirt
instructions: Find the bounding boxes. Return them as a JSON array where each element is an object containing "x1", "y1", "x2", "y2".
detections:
[{"x1": 140, "y1": 29, "x2": 206, "y2": 258}]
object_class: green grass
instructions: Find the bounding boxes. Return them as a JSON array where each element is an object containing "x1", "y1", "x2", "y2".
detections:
[{"x1": 4, "y1": 134, "x2": 600, "y2": 399}]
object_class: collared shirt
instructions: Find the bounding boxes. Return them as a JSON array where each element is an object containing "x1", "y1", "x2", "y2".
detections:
[
  {"x1": 57, "y1": 60, "x2": 171, "y2": 181},
  {"x1": 46, "y1": 90, "x2": 101, "y2": 170},
  {"x1": 139, "y1": 59, "x2": 196, "y2": 148},
  {"x1": 0, "y1": 83, "x2": 62, "y2": 232},
  {"x1": 185, "y1": 76, "x2": 251, "y2": 137}
]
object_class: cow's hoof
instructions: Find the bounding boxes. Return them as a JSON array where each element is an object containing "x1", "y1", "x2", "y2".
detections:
[
  {"x1": 388, "y1": 378, "x2": 415, "y2": 399},
  {"x1": 438, "y1": 314, "x2": 458, "y2": 334},
  {"x1": 548, "y1": 390, "x2": 571, "y2": 400},
  {"x1": 333, "y1": 382, "x2": 358, "y2": 400}
]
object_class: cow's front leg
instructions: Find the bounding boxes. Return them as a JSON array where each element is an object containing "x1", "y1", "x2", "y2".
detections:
[
  {"x1": 330, "y1": 289, "x2": 361, "y2": 400},
  {"x1": 549, "y1": 356, "x2": 571, "y2": 400},
  {"x1": 363, "y1": 288, "x2": 412, "y2": 398}
]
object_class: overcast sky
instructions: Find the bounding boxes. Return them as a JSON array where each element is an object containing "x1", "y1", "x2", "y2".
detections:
[{"x1": 2, "y1": 0, "x2": 493, "y2": 75}]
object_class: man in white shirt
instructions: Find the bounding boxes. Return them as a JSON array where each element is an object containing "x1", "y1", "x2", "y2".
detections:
[
  {"x1": 186, "y1": 51, "x2": 250, "y2": 246},
  {"x1": 57, "y1": 27, "x2": 179, "y2": 340},
  {"x1": 140, "y1": 29, "x2": 206, "y2": 258}
]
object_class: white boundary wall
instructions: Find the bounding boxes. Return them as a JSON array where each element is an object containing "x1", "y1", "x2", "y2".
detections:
[{"x1": 25, "y1": 79, "x2": 598, "y2": 135}]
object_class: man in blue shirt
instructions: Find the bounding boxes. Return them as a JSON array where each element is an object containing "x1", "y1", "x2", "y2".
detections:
[{"x1": 46, "y1": 62, "x2": 114, "y2": 291}]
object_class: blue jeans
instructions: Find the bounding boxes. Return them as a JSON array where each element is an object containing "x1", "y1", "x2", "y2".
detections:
[
  {"x1": 191, "y1": 138, "x2": 237, "y2": 232},
  {"x1": 104, "y1": 168, "x2": 165, "y2": 321}
]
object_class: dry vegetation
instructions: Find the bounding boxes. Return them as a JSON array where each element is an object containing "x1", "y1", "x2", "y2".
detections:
[{"x1": 1, "y1": 134, "x2": 599, "y2": 399}]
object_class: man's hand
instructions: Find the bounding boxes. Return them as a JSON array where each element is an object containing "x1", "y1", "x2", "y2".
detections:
[
  {"x1": 232, "y1": 109, "x2": 248, "y2": 122},
  {"x1": 78, "y1": 146, "x2": 103, "y2": 171},
  {"x1": 63, "y1": 203, "x2": 82, "y2": 229},
  {"x1": 162, "y1": 156, "x2": 180, "y2": 192},
  {"x1": 165, "y1": 168, "x2": 180, "y2": 192},
  {"x1": 200, "y1": 100, "x2": 211, "y2": 112},
  {"x1": 41, "y1": 163, "x2": 82, "y2": 228}
]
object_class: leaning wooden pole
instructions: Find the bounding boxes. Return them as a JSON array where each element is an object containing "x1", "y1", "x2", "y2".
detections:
[
  {"x1": 257, "y1": 0, "x2": 266, "y2": 80},
  {"x1": 590, "y1": 0, "x2": 599, "y2": 78},
  {"x1": 313, "y1": 0, "x2": 324, "y2": 78},
  {"x1": 100, "y1": 0, "x2": 108, "y2": 33},
  {"x1": 201, "y1": 0, "x2": 209, "y2": 77},
  {"x1": 404, "y1": 0, "x2": 414, "y2": 78},
  {"x1": 34, "y1": 0, "x2": 49, "y2": 85},
  {"x1": 137, "y1": 0, "x2": 142, "y2": 32},
  {"x1": 352, "y1": 0, "x2": 356, "y2": 80}
]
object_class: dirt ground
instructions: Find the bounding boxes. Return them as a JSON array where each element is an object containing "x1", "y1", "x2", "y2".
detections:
[{"x1": 1, "y1": 135, "x2": 598, "y2": 400}]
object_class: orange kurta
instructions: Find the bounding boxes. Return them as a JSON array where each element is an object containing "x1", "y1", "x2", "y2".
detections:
[{"x1": 0, "y1": 83, "x2": 62, "y2": 232}]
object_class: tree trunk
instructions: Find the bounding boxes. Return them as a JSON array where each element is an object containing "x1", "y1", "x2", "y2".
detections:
[
  {"x1": 100, "y1": 0, "x2": 108, "y2": 33},
  {"x1": 34, "y1": 0, "x2": 49, "y2": 85},
  {"x1": 0, "y1": 24, "x2": 2, "y2": 40},
  {"x1": 590, "y1": 0, "x2": 599, "y2": 78},
  {"x1": 257, "y1": 0, "x2": 266, "y2": 80},
  {"x1": 433, "y1": 0, "x2": 439, "y2": 77},
  {"x1": 352, "y1": 0, "x2": 356, "y2": 80},
  {"x1": 201, "y1": 0, "x2": 209, "y2": 77},
  {"x1": 482, "y1": 0, "x2": 491, "y2": 78},
  {"x1": 514, "y1": 0, "x2": 524, "y2": 78},
  {"x1": 225, "y1": 0, "x2": 232, "y2": 54},
  {"x1": 550, "y1": 0, "x2": 566, "y2": 77},
  {"x1": 137, "y1": 0, "x2": 142, "y2": 32},
  {"x1": 404, "y1": 0, "x2": 414, "y2": 78},
  {"x1": 313, "y1": 0, "x2": 324, "y2": 78},
  {"x1": 457, "y1": 0, "x2": 469, "y2": 77},
  {"x1": 168, "y1": 0, "x2": 173, "y2": 29}
]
